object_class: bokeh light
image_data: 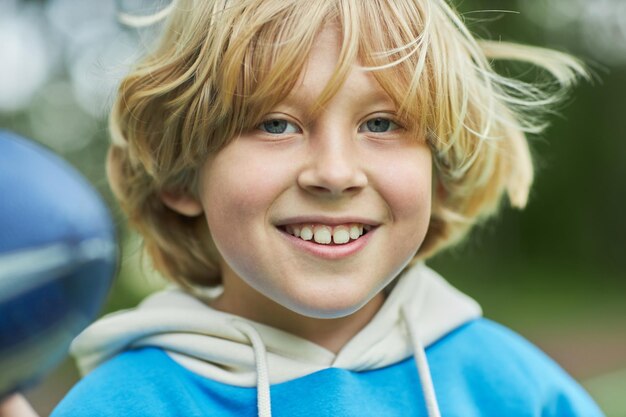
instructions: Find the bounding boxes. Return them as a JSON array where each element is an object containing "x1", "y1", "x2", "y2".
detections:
[
  {"x1": 27, "y1": 81, "x2": 98, "y2": 153},
  {"x1": 0, "y1": 6, "x2": 56, "y2": 112}
]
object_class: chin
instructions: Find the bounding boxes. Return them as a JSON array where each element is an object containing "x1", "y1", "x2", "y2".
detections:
[{"x1": 276, "y1": 286, "x2": 379, "y2": 320}]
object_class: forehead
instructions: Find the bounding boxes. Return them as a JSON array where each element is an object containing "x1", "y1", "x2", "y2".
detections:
[
  {"x1": 283, "y1": 25, "x2": 396, "y2": 111},
  {"x1": 298, "y1": 25, "x2": 342, "y2": 91}
]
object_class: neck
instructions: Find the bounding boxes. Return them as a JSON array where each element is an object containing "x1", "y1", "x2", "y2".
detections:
[{"x1": 210, "y1": 275, "x2": 385, "y2": 354}]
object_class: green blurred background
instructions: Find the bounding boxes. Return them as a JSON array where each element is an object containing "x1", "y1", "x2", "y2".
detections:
[{"x1": 1, "y1": 0, "x2": 625, "y2": 415}]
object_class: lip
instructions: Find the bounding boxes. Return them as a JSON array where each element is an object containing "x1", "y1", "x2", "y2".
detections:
[
  {"x1": 274, "y1": 215, "x2": 380, "y2": 227},
  {"x1": 276, "y1": 225, "x2": 376, "y2": 260}
]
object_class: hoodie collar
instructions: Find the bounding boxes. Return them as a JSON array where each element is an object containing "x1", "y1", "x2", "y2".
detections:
[{"x1": 71, "y1": 262, "x2": 481, "y2": 386}]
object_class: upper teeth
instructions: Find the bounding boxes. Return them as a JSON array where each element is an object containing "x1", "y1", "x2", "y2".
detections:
[{"x1": 285, "y1": 223, "x2": 370, "y2": 245}]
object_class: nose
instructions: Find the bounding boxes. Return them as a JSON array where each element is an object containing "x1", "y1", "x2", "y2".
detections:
[{"x1": 297, "y1": 131, "x2": 368, "y2": 197}]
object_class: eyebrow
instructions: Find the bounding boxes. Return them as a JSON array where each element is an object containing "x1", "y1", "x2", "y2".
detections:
[{"x1": 280, "y1": 86, "x2": 396, "y2": 111}]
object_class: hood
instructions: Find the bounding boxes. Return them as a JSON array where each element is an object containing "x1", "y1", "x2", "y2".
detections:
[{"x1": 71, "y1": 262, "x2": 481, "y2": 387}]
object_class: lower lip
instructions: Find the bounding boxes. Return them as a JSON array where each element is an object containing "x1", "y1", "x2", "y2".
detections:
[{"x1": 277, "y1": 228, "x2": 375, "y2": 260}]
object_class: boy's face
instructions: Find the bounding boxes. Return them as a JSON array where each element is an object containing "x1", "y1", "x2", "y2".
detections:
[{"x1": 191, "y1": 26, "x2": 432, "y2": 319}]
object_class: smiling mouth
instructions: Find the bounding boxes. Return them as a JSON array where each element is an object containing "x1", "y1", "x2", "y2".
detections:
[{"x1": 277, "y1": 223, "x2": 373, "y2": 245}]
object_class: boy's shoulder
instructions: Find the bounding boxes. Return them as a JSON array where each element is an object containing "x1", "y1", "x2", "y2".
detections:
[
  {"x1": 51, "y1": 347, "x2": 238, "y2": 417},
  {"x1": 435, "y1": 318, "x2": 569, "y2": 378},
  {"x1": 432, "y1": 317, "x2": 559, "y2": 368},
  {"x1": 429, "y1": 318, "x2": 604, "y2": 416}
]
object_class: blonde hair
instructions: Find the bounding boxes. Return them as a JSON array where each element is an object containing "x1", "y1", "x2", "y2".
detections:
[{"x1": 108, "y1": 0, "x2": 587, "y2": 288}]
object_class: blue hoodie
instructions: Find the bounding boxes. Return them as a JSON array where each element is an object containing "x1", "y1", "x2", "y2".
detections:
[{"x1": 52, "y1": 263, "x2": 604, "y2": 417}]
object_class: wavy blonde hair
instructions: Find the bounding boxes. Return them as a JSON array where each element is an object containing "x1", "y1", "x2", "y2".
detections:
[{"x1": 108, "y1": 0, "x2": 587, "y2": 288}]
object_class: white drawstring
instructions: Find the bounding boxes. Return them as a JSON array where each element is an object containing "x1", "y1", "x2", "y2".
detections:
[
  {"x1": 232, "y1": 320, "x2": 272, "y2": 417},
  {"x1": 401, "y1": 305, "x2": 442, "y2": 417},
  {"x1": 231, "y1": 309, "x2": 440, "y2": 417}
]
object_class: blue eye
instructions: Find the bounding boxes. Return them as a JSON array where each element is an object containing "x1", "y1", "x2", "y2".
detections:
[
  {"x1": 359, "y1": 117, "x2": 400, "y2": 133},
  {"x1": 258, "y1": 119, "x2": 299, "y2": 134}
]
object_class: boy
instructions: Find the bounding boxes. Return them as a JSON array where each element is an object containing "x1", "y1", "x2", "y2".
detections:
[{"x1": 53, "y1": 0, "x2": 603, "y2": 415}]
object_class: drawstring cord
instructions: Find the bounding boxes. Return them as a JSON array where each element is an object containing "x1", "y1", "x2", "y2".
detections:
[
  {"x1": 232, "y1": 320, "x2": 272, "y2": 417},
  {"x1": 231, "y1": 309, "x2": 440, "y2": 417},
  {"x1": 401, "y1": 305, "x2": 442, "y2": 417}
]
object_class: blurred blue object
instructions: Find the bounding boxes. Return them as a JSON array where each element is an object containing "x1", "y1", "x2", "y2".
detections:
[{"x1": 0, "y1": 131, "x2": 117, "y2": 399}]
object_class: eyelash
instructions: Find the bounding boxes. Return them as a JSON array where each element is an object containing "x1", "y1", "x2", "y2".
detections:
[
  {"x1": 257, "y1": 117, "x2": 402, "y2": 135},
  {"x1": 257, "y1": 119, "x2": 300, "y2": 135},
  {"x1": 358, "y1": 117, "x2": 401, "y2": 134}
]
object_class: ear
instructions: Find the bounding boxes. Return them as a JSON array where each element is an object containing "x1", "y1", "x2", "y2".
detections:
[
  {"x1": 160, "y1": 191, "x2": 203, "y2": 217},
  {"x1": 431, "y1": 172, "x2": 447, "y2": 202},
  {"x1": 436, "y1": 180, "x2": 447, "y2": 201}
]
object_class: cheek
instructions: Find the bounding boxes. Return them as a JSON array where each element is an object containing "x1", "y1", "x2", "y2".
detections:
[
  {"x1": 199, "y1": 147, "x2": 295, "y2": 256},
  {"x1": 200, "y1": 168, "x2": 263, "y2": 275},
  {"x1": 375, "y1": 148, "x2": 433, "y2": 220},
  {"x1": 371, "y1": 146, "x2": 433, "y2": 260},
  {"x1": 202, "y1": 148, "x2": 291, "y2": 218}
]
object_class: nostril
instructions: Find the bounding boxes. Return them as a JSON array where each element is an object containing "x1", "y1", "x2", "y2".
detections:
[
  {"x1": 308, "y1": 185, "x2": 331, "y2": 194},
  {"x1": 344, "y1": 186, "x2": 362, "y2": 193},
  {"x1": 304, "y1": 184, "x2": 362, "y2": 196}
]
